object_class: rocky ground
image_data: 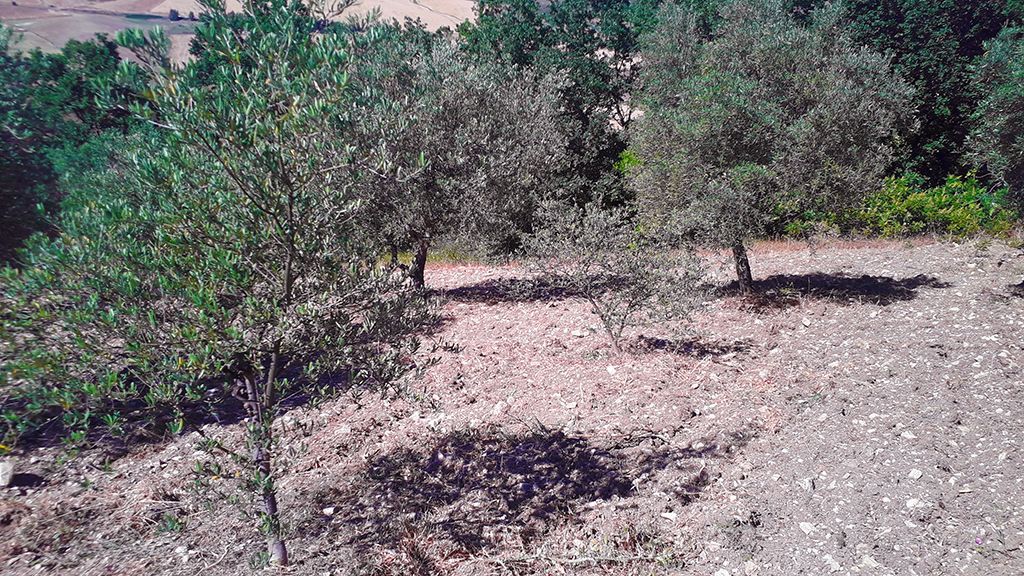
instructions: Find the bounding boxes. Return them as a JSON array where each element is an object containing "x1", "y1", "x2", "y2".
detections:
[{"x1": 0, "y1": 238, "x2": 1022, "y2": 575}]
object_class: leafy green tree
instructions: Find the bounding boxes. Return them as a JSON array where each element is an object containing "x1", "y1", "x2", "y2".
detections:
[
  {"x1": 0, "y1": 27, "x2": 133, "y2": 263},
  {"x1": 631, "y1": 0, "x2": 915, "y2": 293},
  {"x1": 350, "y1": 24, "x2": 565, "y2": 287},
  {"x1": 672, "y1": 0, "x2": 1015, "y2": 180},
  {"x1": 971, "y1": 26, "x2": 1024, "y2": 204},
  {"x1": 459, "y1": 0, "x2": 661, "y2": 206},
  {"x1": 827, "y1": 0, "x2": 1011, "y2": 179},
  {"x1": 2, "y1": 0, "x2": 433, "y2": 565}
]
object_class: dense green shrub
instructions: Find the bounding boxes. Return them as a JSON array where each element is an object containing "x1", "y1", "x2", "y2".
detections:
[
  {"x1": 0, "y1": 27, "x2": 136, "y2": 263},
  {"x1": 781, "y1": 172, "x2": 1018, "y2": 238},
  {"x1": 858, "y1": 173, "x2": 1017, "y2": 237}
]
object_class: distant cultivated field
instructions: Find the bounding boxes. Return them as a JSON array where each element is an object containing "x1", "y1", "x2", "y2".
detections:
[{"x1": 1, "y1": 0, "x2": 474, "y2": 57}]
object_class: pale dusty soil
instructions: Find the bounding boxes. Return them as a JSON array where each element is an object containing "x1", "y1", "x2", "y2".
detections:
[{"x1": 0, "y1": 239, "x2": 1022, "y2": 575}]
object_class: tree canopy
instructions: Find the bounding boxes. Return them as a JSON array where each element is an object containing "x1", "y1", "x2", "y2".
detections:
[
  {"x1": 971, "y1": 25, "x2": 1024, "y2": 205},
  {"x1": 350, "y1": 23, "x2": 565, "y2": 286},
  {"x1": 631, "y1": 0, "x2": 915, "y2": 292}
]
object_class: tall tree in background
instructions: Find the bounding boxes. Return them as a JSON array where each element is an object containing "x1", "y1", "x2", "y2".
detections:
[
  {"x1": 838, "y1": 0, "x2": 1011, "y2": 180},
  {"x1": 351, "y1": 24, "x2": 565, "y2": 287},
  {"x1": 667, "y1": 0, "x2": 1018, "y2": 180},
  {"x1": 459, "y1": 0, "x2": 661, "y2": 205},
  {"x1": 971, "y1": 25, "x2": 1024, "y2": 205},
  {"x1": 631, "y1": 0, "x2": 915, "y2": 293}
]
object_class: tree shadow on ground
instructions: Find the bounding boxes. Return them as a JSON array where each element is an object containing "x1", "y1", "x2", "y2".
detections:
[
  {"x1": 6, "y1": 362, "x2": 361, "y2": 455},
  {"x1": 311, "y1": 426, "x2": 743, "y2": 559},
  {"x1": 724, "y1": 273, "x2": 951, "y2": 310},
  {"x1": 635, "y1": 335, "x2": 753, "y2": 358},
  {"x1": 439, "y1": 276, "x2": 615, "y2": 305}
]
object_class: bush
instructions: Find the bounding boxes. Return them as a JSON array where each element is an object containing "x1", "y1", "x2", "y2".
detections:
[
  {"x1": 524, "y1": 199, "x2": 705, "y2": 354},
  {"x1": 858, "y1": 173, "x2": 1017, "y2": 237},
  {"x1": 780, "y1": 173, "x2": 1018, "y2": 238}
]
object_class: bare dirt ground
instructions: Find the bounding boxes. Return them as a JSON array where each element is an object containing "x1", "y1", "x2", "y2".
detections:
[{"x1": 0, "y1": 239, "x2": 1022, "y2": 575}]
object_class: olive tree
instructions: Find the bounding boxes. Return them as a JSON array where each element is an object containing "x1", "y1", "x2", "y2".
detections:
[
  {"x1": 2, "y1": 0, "x2": 432, "y2": 565},
  {"x1": 631, "y1": 0, "x2": 915, "y2": 292},
  {"x1": 349, "y1": 25, "x2": 566, "y2": 288},
  {"x1": 525, "y1": 199, "x2": 705, "y2": 353},
  {"x1": 971, "y1": 26, "x2": 1024, "y2": 205}
]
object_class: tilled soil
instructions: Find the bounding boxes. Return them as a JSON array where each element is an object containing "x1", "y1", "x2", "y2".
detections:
[{"x1": 1, "y1": 239, "x2": 1022, "y2": 575}]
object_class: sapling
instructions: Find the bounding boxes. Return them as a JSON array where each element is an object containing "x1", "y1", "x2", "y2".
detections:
[{"x1": 525, "y1": 199, "x2": 705, "y2": 353}]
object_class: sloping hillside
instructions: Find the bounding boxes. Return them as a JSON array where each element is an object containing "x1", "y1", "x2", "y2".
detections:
[{"x1": 0, "y1": 239, "x2": 1022, "y2": 575}]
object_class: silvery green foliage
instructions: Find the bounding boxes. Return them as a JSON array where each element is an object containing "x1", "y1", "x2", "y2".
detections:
[
  {"x1": 525, "y1": 200, "x2": 705, "y2": 353},
  {"x1": 2, "y1": 0, "x2": 435, "y2": 565},
  {"x1": 349, "y1": 26, "x2": 567, "y2": 284},
  {"x1": 971, "y1": 26, "x2": 1024, "y2": 205},
  {"x1": 631, "y1": 0, "x2": 916, "y2": 248}
]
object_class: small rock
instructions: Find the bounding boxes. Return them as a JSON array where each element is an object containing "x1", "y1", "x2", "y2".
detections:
[
  {"x1": 0, "y1": 462, "x2": 13, "y2": 487},
  {"x1": 802, "y1": 317, "x2": 811, "y2": 327},
  {"x1": 908, "y1": 468, "x2": 923, "y2": 480},
  {"x1": 714, "y1": 570, "x2": 731, "y2": 576},
  {"x1": 900, "y1": 431, "x2": 917, "y2": 439},
  {"x1": 799, "y1": 522, "x2": 816, "y2": 535},
  {"x1": 571, "y1": 329, "x2": 587, "y2": 338},
  {"x1": 322, "y1": 506, "x2": 336, "y2": 516},
  {"x1": 660, "y1": 512, "x2": 677, "y2": 521},
  {"x1": 606, "y1": 366, "x2": 617, "y2": 375},
  {"x1": 744, "y1": 560, "x2": 758, "y2": 574},
  {"x1": 823, "y1": 554, "x2": 841, "y2": 572},
  {"x1": 861, "y1": 555, "x2": 881, "y2": 568}
]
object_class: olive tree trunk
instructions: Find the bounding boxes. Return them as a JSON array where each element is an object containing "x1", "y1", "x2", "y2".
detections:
[
  {"x1": 242, "y1": 365, "x2": 288, "y2": 566},
  {"x1": 732, "y1": 241, "x2": 754, "y2": 294},
  {"x1": 408, "y1": 239, "x2": 429, "y2": 289}
]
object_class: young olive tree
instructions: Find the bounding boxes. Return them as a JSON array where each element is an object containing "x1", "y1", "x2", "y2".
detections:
[
  {"x1": 631, "y1": 0, "x2": 915, "y2": 293},
  {"x1": 2, "y1": 0, "x2": 433, "y2": 565},
  {"x1": 525, "y1": 200, "x2": 704, "y2": 354},
  {"x1": 971, "y1": 26, "x2": 1024, "y2": 206},
  {"x1": 349, "y1": 26, "x2": 566, "y2": 288}
]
